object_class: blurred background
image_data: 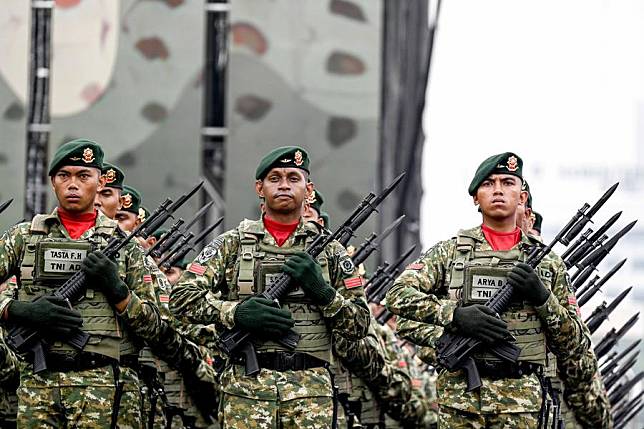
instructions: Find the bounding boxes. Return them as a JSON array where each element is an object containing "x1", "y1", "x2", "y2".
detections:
[{"x1": 0, "y1": 0, "x2": 641, "y2": 426}]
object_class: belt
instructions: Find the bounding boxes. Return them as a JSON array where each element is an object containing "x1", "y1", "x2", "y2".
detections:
[
  {"x1": 234, "y1": 352, "x2": 327, "y2": 372},
  {"x1": 475, "y1": 360, "x2": 541, "y2": 379},
  {"x1": 46, "y1": 352, "x2": 139, "y2": 373}
]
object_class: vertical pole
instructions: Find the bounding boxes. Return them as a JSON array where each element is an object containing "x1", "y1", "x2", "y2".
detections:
[
  {"x1": 201, "y1": 0, "x2": 230, "y2": 240},
  {"x1": 24, "y1": 0, "x2": 54, "y2": 218}
]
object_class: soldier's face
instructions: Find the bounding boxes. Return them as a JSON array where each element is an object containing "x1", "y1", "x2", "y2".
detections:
[
  {"x1": 474, "y1": 174, "x2": 526, "y2": 221},
  {"x1": 516, "y1": 203, "x2": 534, "y2": 233},
  {"x1": 115, "y1": 210, "x2": 139, "y2": 232},
  {"x1": 51, "y1": 166, "x2": 104, "y2": 214},
  {"x1": 256, "y1": 168, "x2": 313, "y2": 216},
  {"x1": 95, "y1": 187, "x2": 122, "y2": 219},
  {"x1": 163, "y1": 266, "x2": 183, "y2": 285},
  {"x1": 302, "y1": 204, "x2": 323, "y2": 226}
]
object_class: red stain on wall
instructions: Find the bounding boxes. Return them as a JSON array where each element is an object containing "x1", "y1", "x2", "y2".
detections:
[{"x1": 232, "y1": 23, "x2": 268, "y2": 55}]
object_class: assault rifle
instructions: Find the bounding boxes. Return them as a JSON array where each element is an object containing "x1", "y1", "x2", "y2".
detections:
[
  {"x1": 594, "y1": 313, "x2": 639, "y2": 360},
  {"x1": 6, "y1": 182, "x2": 203, "y2": 373},
  {"x1": 436, "y1": 183, "x2": 618, "y2": 391},
  {"x1": 157, "y1": 218, "x2": 223, "y2": 270},
  {"x1": 217, "y1": 172, "x2": 406, "y2": 376},
  {"x1": 350, "y1": 215, "x2": 405, "y2": 267},
  {"x1": 609, "y1": 371, "x2": 643, "y2": 405},
  {"x1": 585, "y1": 287, "x2": 632, "y2": 334},
  {"x1": 570, "y1": 220, "x2": 637, "y2": 290},
  {"x1": 576, "y1": 258, "x2": 626, "y2": 307},
  {"x1": 365, "y1": 245, "x2": 417, "y2": 305},
  {"x1": 146, "y1": 201, "x2": 213, "y2": 259},
  {"x1": 600, "y1": 339, "x2": 641, "y2": 377}
]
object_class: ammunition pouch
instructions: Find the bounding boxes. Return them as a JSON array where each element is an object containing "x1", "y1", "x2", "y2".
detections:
[{"x1": 233, "y1": 351, "x2": 327, "y2": 372}]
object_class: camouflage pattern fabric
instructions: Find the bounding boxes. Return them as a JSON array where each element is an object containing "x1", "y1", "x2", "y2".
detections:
[
  {"x1": 439, "y1": 405, "x2": 538, "y2": 429},
  {"x1": 0, "y1": 210, "x2": 171, "y2": 427},
  {"x1": 171, "y1": 218, "x2": 369, "y2": 426},
  {"x1": 16, "y1": 364, "x2": 143, "y2": 429},
  {"x1": 385, "y1": 226, "x2": 590, "y2": 416},
  {"x1": 0, "y1": 326, "x2": 18, "y2": 429}
]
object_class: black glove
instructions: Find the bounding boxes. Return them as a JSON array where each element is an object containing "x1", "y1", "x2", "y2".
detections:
[
  {"x1": 233, "y1": 297, "x2": 295, "y2": 340},
  {"x1": 282, "y1": 251, "x2": 336, "y2": 306},
  {"x1": 81, "y1": 251, "x2": 129, "y2": 304},
  {"x1": 507, "y1": 262, "x2": 550, "y2": 306},
  {"x1": 8, "y1": 295, "x2": 83, "y2": 337},
  {"x1": 451, "y1": 304, "x2": 511, "y2": 344}
]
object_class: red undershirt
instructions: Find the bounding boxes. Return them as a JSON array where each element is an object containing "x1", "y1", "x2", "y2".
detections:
[
  {"x1": 58, "y1": 208, "x2": 98, "y2": 240},
  {"x1": 481, "y1": 224, "x2": 521, "y2": 251},
  {"x1": 263, "y1": 215, "x2": 299, "y2": 247}
]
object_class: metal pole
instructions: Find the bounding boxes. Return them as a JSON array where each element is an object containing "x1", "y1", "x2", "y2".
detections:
[
  {"x1": 24, "y1": 0, "x2": 54, "y2": 218},
  {"x1": 201, "y1": 0, "x2": 229, "y2": 241}
]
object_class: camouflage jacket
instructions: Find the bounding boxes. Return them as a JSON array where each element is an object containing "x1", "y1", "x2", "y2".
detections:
[
  {"x1": 170, "y1": 218, "x2": 370, "y2": 340},
  {"x1": 0, "y1": 209, "x2": 165, "y2": 355},
  {"x1": 386, "y1": 225, "x2": 591, "y2": 414}
]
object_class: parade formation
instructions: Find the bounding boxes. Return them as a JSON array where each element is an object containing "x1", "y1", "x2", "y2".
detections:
[{"x1": 0, "y1": 140, "x2": 641, "y2": 429}]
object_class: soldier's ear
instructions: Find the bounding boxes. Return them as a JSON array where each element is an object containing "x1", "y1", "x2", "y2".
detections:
[
  {"x1": 519, "y1": 190, "x2": 528, "y2": 206},
  {"x1": 97, "y1": 173, "x2": 106, "y2": 192},
  {"x1": 255, "y1": 180, "x2": 264, "y2": 198},
  {"x1": 472, "y1": 195, "x2": 479, "y2": 206}
]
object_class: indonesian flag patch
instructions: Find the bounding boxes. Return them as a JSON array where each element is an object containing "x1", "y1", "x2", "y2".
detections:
[
  {"x1": 343, "y1": 276, "x2": 365, "y2": 289},
  {"x1": 188, "y1": 263, "x2": 207, "y2": 276},
  {"x1": 406, "y1": 263, "x2": 424, "y2": 270},
  {"x1": 567, "y1": 295, "x2": 577, "y2": 306},
  {"x1": 143, "y1": 274, "x2": 153, "y2": 284},
  {"x1": 159, "y1": 294, "x2": 170, "y2": 303}
]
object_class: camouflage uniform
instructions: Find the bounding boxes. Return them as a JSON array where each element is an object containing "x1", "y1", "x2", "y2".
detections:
[
  {"x1": 0, "y1": 279, "x2": 19, "y2": 429},
  {"x1": 0, "y1": 209, "x2": 168, "y2": 428},
  {"x1": 171, "y1": 218, "x2": 370, "y2": 428},
  {"x1": 386, "y1": 226, "x2": 590, "y2": 428}
]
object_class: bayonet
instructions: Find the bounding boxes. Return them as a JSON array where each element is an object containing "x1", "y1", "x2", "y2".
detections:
[
  {"x1": 600, "y1": 339, "x2": 641, "y2": 376},
  {"x1": 561, "y1": 182, "x2": 619, "y2": 245},
  {"x1": 138, "y1": 181, "x2": 204, "y2": 238},
  {"x1": 351, "y1": 215, "x2": 405, "y2": 266},
  {"x1": 159, "y1": 218, "x2": 223, "y2": 270},
  {"x1": 585, "y1": 286, "x2": 632, "y2": 334},
  {"x1": 147, "y1": 201, "x2": 213, "y2": 258},
  {"x1": 594, "y1": 313, "x2": 639, "y2": 359},
  {"x1": 608, "y1": 371, "x2": 643, "y2": 405},
  {"x1": 573, "y1": 220, "x2": 637, "y2": 279},
  {"x1": 577, "y1": 258, "x2": 627, "y2": 306},
  {"x1": 564, "y1": 211, "x2": 622, "y2": 268},
  {"x1": 0, "y1": 199, "x2": 12, "y2": 215},
  {"x1": 604, "y1": 351, "x2": 639, "y2": 390}
]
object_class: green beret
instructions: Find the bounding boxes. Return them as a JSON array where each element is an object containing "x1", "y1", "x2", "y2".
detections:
[
  {"x1": 255, "y1": 146, "x2": 310, "y2": 180},
  {"x1": 533, "y1": 212, "x2": 543, "y2": 233},
  {"x1": 49, "y1": 139, "x2": 104, "y2": 176},
  {"x1": 522, "y1": 180, "x2": 532, "y2": 208},
  {"x1": 320, "y1": 211, "x2": 330, "y2": 229},
  {"x1": 307, "y1": 190, "x2": 325, "y2": 214},
  {"x1": 468, "y1": 152, "x2": 523, "y2": 196},
  {"x1": 120, "y1": 185, "x2": 142, "y2": 215},
  {"x1": 101, "y1": 162, "x2": 125, "y2": 190}
]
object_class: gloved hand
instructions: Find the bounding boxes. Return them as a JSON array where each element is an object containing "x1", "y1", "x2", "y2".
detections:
[
  {"x1": 81, "y1": 251, "x2": 129, "y2": 304},
  {"x1": 8, "y1": 296, "x2": 83, "y2": 337},
  {"x1": 507, "y1": 262, "x2": 550, "y2": 306},
  {"x1": 282, "y1": 251, "x2": 336, "y2": 306},
  {"x1": 234, "y1": 297, "x2": 295, "y2": 340},
  {"x1": 451, "y1": 304, "x2": 511, "y2": 344}
]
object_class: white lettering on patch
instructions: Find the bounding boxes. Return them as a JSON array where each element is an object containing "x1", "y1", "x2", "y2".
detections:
[
  {"x1": 471, "y1": 275, "x2": 506, "y2": 300},
  {"x1": 43, "y1": 248, "x2": 87, "y2": 273}
]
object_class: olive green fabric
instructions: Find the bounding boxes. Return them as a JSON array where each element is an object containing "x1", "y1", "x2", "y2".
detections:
[
  {"x1": 320, "y1": 211, "x2": 330, "y2": 229},
  {"x1": 48, "y1": 139, "x2": 104, "y2": 176},
  {"x1": 120, "y1": 185, "x2": 142, "y2": 215},
  {"x1": 255, "y1": 146, "x2": 310, "y2": 180},
  {"x1": 100, "y1": 162, "x2": 125, "y2": 190},
  {"x1": 468, "y1": 152, "x2": 523, "y2": 196},
  {"x1": 522, "y1": 179, "x2": 532, "y2": 208},
  {"x1": 533, "y1": 212, "x2": 543, "y2": 233},
  {"x1": 308, "y1": 190, "x2": 325, "y2": 215}
]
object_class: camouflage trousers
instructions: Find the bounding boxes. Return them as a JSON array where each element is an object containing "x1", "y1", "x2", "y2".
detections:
[
  {"x1": 219, "y1": 365, "x2": 334, "y2": 429},
  {"x1": 16, "y1": 364, "x2": 143, "y2": 428},
  {"x1": 438, "y1": 405, "x2": 538, "y2": 429}
]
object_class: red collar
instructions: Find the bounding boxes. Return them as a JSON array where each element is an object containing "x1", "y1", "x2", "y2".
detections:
[
  {"x1": 481, "y1": 224, "x2": 521, "y2": 251},
  {"x1": 263, "y1": 216, "x2": 299, "y2": 247},
  {"x1": 57, "y1": 208, "x2": 97, "y2": 240}
]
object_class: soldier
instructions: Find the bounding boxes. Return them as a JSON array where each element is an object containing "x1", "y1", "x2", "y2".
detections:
[
  {"x1": 531, "y1": 212, "x2": 543, "y2": 237},
  {"x1": 116, "y1": 185, "x2": 146, "y2": 233},
  {"x1": 386, "y1": 152, "x2": 590, "y2": 428},
  {"x1": 0, "y1": 139, "x2": 173, "y2": 427},
  {"x1": 302, "y1": 190, "x2": 325, "y2": 226},
  {"x1": 95, "y1": 162, "x2": 125, "y2": 219},
  {"x1": 171, "y1": 146, "x2": 370, "y2": 428}
]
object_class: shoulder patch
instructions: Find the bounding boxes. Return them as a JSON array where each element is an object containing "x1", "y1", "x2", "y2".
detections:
[
  {"x1": 188, "y1": 263, "x2": 207, "y2": 276},
  {"x1": 339, "y1": 254, "x2": 356, "y2": 276},
  {"x1": 406, "y1": 263, "x2": 424, "y2": 270},
  {"x1": 159, "y1": 294, "x2": 170, "y2": 303},
  {"x1": 344, "y1": 276, "x2": 365, "y2": 289},
  {"x1": 196, "y1": 237, "x2": 224, "y2": 264}
]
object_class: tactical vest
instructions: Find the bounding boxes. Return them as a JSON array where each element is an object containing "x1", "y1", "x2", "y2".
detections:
[
  {"x1": 231, "y1": 221, "x2": 334, "y2": 363},
  {"x1": 447, "y1": 231, "x2": 548, "y2": 365},
  {"x1": 16, "y1": 214, "x2": 136, "y2": 360}
]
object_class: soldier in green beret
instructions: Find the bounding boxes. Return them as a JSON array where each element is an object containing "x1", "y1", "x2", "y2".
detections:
[
  {"x1": 95, "y1": 162, "x2": 125, "y2": 219},
  {"x1": 386, "y1": 152, "x2": 590, "y2": 428},
  {"x1": 302, "y1": 189, "x2": 325, "y2": 227},
  {"x1": 516, "y1": 180, "x2": 536, "y2": 234},
  {"x1": 0, "y1": 139, "x2": 176, "y2": 427},
  {"x1": 532, "y1": 212, "x2": 543, "y2": 236},
  {"x1": 171, "y1": 146, "x2": 370, "y2": 428},
  {"x1": 115, "y1": 185, "x2": 145, "y2": 233}
]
